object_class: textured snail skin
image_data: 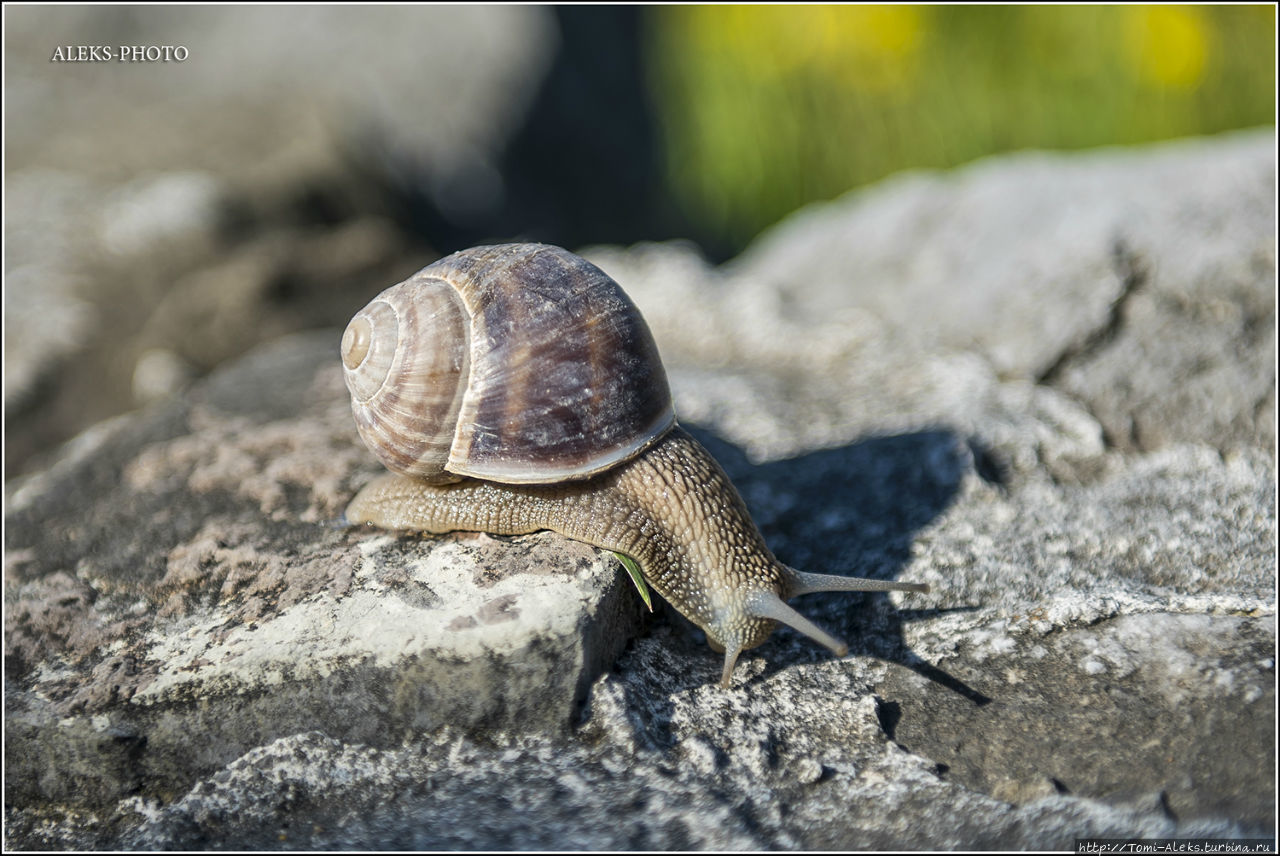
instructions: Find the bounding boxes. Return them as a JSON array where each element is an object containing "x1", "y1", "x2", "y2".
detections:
[{"x1": 346, "y1": 425, "x2": 929, "y2": 688}]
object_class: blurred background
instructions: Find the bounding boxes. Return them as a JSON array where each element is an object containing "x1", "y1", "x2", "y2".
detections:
[{"x1": 4, "y1": 5, "x2": 1275, "y2": 479}]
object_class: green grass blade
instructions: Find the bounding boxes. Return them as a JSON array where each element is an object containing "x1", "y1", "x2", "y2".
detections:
[{"x1": 613, "y1": 552, "x2": 653, "y2": 612}]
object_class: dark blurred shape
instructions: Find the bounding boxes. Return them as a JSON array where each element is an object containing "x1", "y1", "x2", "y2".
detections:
[
  {"x1": 346, "y1": 7, "x2": 718, "y2": 259},
  {"x1": 874, "y1": 697, "x2": 902, "y2": 740},
  {"x1": 500, "y1": 8, "x2": 675, "y2": 247}
]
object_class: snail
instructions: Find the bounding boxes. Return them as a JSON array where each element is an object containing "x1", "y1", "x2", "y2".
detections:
[{"x1": 341, "y1": 243, "x2": 929, "y2": 688}]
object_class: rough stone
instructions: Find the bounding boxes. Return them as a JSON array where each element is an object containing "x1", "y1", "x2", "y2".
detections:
[
  {"x1": 5, "y1": 335, "x2": 645, "y2": 815},
  {"x1": 880, "y1": 612, "x2": 1275, "y2": 827},
  {"x1": 728, "y1": 129, "x2": 1276, "y2": 453},
  {"x1": 5, "y1": 132, "x2": 1275, "y2": 849}
]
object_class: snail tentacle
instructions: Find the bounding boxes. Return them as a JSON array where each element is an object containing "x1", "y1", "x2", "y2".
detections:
[{"x1": 783, "y1": 567, "x2": 931, "y2": 598}]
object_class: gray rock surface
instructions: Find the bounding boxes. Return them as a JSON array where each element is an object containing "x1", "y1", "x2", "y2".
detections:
[
  {"x1": 4, "y1": 336, "x2": 644, "y2": 813},
  {"x1": 5, "y1": 131, "x2": 1275, "y2": 849}
]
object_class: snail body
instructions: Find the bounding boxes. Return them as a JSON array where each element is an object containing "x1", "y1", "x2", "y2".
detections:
[{"x1": 342, "y1": 244, "x2": 928, "y2": 687}]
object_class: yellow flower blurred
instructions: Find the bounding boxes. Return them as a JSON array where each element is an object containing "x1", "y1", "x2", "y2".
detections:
[
  {"x1": 1125, "y1": 5, "x2": 1211, "y2": 89},
  {"x1": 809, "y1": 5, "x2": 923, "y2": 91},
  {"x1": 680, "y1": 5, "x2": 922, "y2": 91}
]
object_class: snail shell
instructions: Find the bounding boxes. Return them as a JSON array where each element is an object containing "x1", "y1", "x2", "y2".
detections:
[{"x1": 341, "y1": 244, "x2": 675, "y2": 484}]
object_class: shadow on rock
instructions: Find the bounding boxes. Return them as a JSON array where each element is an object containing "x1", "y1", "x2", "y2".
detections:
[{"x1": 686, "y1": 424, "x2": 994, "y2": 705}]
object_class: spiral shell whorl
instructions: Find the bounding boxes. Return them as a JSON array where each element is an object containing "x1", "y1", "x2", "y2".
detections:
[{"x1": 342, "y1": 276, "x2": 469, "y2": 481}]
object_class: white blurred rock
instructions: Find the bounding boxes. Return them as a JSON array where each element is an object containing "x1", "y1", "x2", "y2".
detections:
[
  {"x1": 131, "y1": 348, "x2": 196, "y2": 403},
  {"x1": 98, "y1": 172, "x2": 226, "y2": 257}
]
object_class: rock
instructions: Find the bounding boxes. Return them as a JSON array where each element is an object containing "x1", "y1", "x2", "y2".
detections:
[
  {"x1": 5, "y1": 334, "x2": 645, "y2": 814},
  {"x1": 881, "y1": 612, "x2": 1276, "y2": 826},
  {"x1": 131, "y1": 349, "x2": 197, "y2": 404},
  {"x1": 3, "y1": 171, "x2": 101, "y2": 413},
  {"x1": 2, "y1": 164, "x2": 422, "y2": 479},
  {"x1": 97, "y1": 172, "x2": 227, "y2": 259},
  {"x1": 5, "y1": 133, "x2": 1274, "y2": 848},
  {"x1": 728, "y1": 128, "x2": 1276, "y2": 453}
]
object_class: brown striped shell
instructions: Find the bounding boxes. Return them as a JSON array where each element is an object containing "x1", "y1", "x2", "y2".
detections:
[{"x1": 341, "y1": 243, "x2": 676, "y2": 484}]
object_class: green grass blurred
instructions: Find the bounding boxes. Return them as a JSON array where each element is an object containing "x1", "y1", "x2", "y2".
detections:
[{"x1": 647, "y1": 5, "x2": 1276, "y2": 253}]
